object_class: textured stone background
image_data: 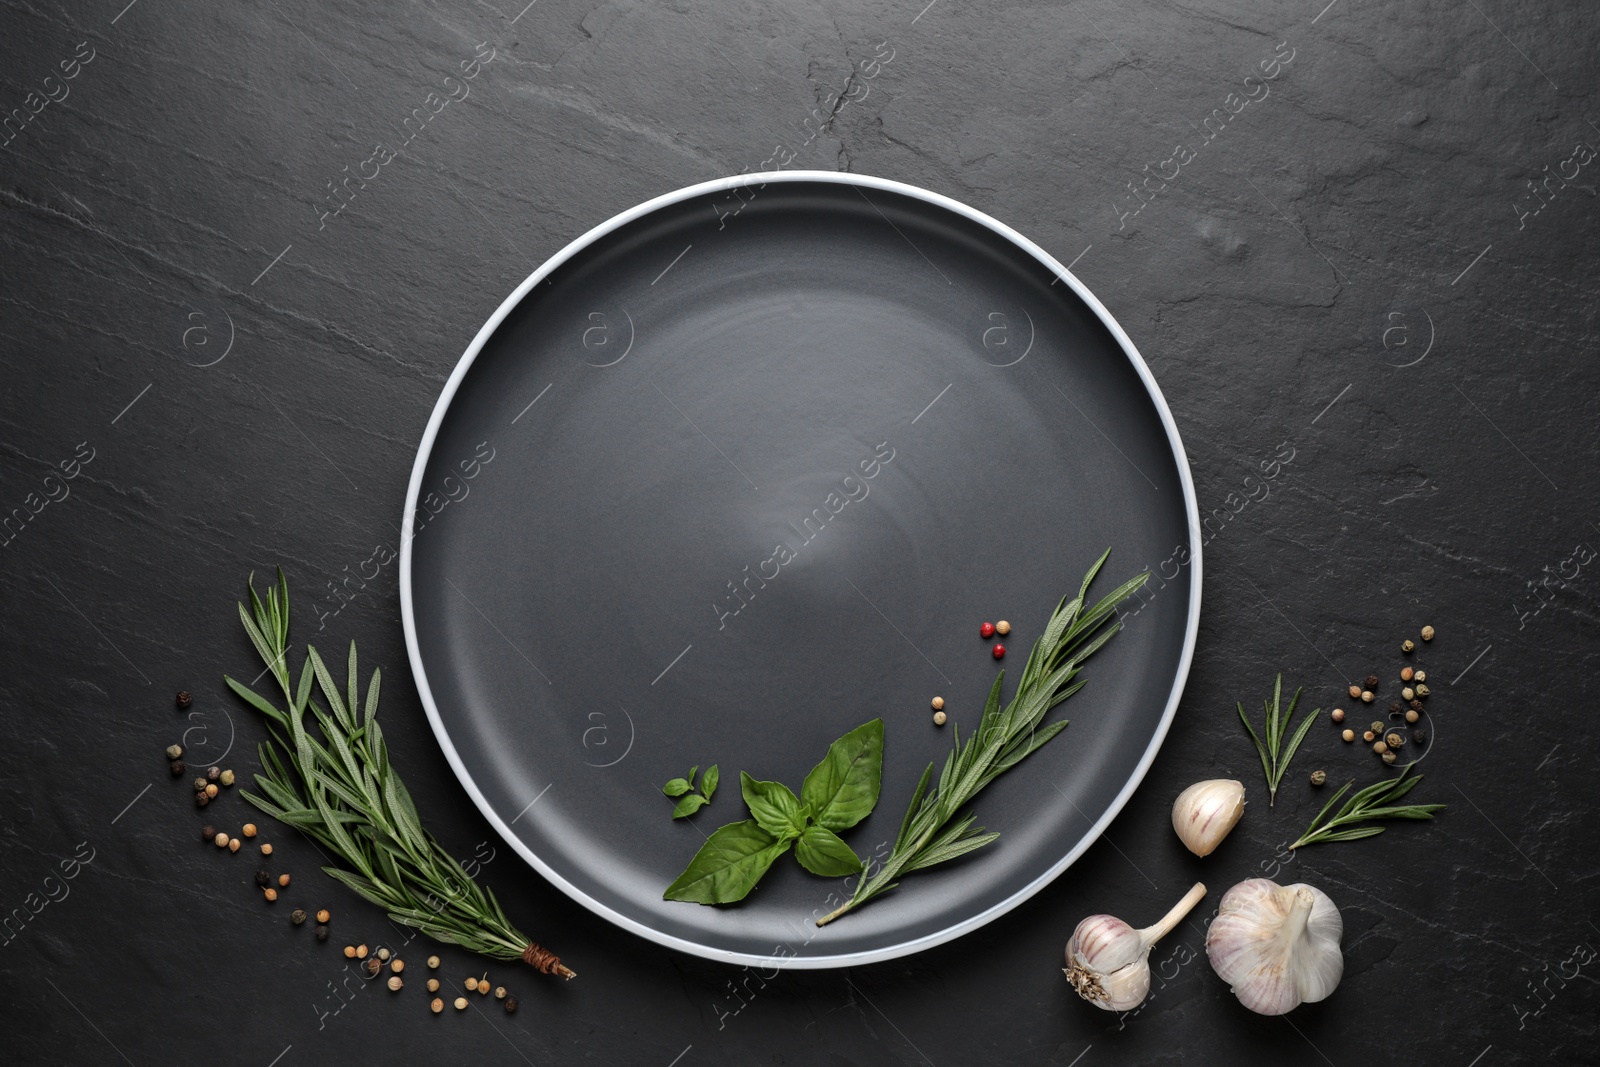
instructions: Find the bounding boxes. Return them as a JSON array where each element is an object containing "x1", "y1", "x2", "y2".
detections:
[{"x1": 2, "y1": 1, "x2": 1596, "y2": 1064}]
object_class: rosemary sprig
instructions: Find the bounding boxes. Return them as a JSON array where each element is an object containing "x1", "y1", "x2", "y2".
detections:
[
  {"x1": 1238, "y1": 674, "x2": 1318, "y2": 806},
  {"x1": 225, "y1": 570, "x2": 574, "y2": 978},
  {"x1": 1289, "y1": 763, "x2": 1445, "y2": 849},
  {"x1": 816, "y1": 549, "x2": 1147, "y2": 926}
]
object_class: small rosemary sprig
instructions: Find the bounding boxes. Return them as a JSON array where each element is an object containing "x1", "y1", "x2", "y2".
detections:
[
  {"x1": 1289, "y1": 763, "x2": 1445, "y2": 849},
  {"x1": 816, "y1": 549, "x2": 1147, "y2": 926},
  {"x1": 225, "y1": 570, "x2": 574, "y2": 978},
  {"x1": 1238, "y1": 674, "x2": 1317, "y2": 806}
]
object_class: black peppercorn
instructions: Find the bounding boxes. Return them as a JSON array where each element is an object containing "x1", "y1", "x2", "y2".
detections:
[
  {"x1": 255, "y1": 869, "x2": 273, "y2": 887},
  {"x1": 195, "y1": 792, "x2": 210, "y2": 808},
  {"x1": 291, "y1": 908, "x2": 307, "y2": 926},
  {"x1": 316, "y1": 924, "x2": 329, "y2": 941},
  {"x1": 1384, "y1": 731, "x2": 1405, "y2": 749},
  {"x1": 1409, "y1": 699, "x2": 1424, "y2": 713},
  {"x1": 201, "y1": 824, "x2": 216, "y2": 843},
  {"x1": 1411, "y1": 728, "x2": 1427, "y2": 745},
  {"x1": 170, "y1": 759, "x2": 186, "y2": 777},
  {"x1": 1388, "y1": 701, "x2": 1403, "y2": 715},
  {"x1": 206, "y1": 766, "x2": 221, "y2": 782},
  {"x1": 1363, "y1": 674, "x2": 1379, "y2": 690},
  {"x1": 504, "y1": 996, "x2": 518, "y2": 1014},
  {"x1": 176, "y1": 690, "x2": 193, "y2": 709}
]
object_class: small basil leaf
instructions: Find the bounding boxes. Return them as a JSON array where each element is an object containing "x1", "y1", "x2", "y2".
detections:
[
  {"x1": 701, "y1": 764, "x2": 719, "y2": 801},
  {"x1": 687, "y1": 765, "x2": 699, "y2": 791},
  {"x1": 663, "y1": 820, "x2": 790, "y2": 904},
  {"x1": 800, "y1": 718, "x2": 884, "y2": 831},
  {"x1": 672, "y1": 793, "x2": 709, "y2": 819},
  {"x1": 662, "y1": 778, "x2": 691, "y2": 798},
  {"x1": 741, "y1": 772, "x2": 806, "y2": 839},
  {"x1": 793, "y1": 825, "x2": 864, "y2": 877}
]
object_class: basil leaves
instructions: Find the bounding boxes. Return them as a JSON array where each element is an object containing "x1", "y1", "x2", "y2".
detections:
[
  {"x1": 662, "y1": 764, "x2": 719, "y2": 819},
  {"x1": 663, "y1": 719, "x2": 883, "y2": 904}
]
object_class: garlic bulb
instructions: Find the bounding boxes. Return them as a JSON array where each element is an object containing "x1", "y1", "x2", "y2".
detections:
[
  {"x1": 1171, "y1": 779, "x2": 1245, "y2": 857},
  {"x1": 1206, "y1": 878, "x2": 1343, "y2": 1015},
  {"x1": 1064, "y1": 882, "x2": 1206, "y2": 1011}
]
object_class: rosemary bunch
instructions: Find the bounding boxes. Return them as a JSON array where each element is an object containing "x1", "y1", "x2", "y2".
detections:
[
  {"x1": 1289, "y1": 762, "x2": 1445, "y2": 849},
  {"x1": 817, "y1": 550, "x2": 1148, "y2": 926},
  {"x1": 225, "y1": 570, "x2": 573, "y2": 978},
  {"x1": 1238, "y1": 674, "x2": 1318, "y2": 806}
]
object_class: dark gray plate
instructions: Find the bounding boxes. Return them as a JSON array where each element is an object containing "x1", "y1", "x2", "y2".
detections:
[{"x1": 400, "y1": 173, "x2": 1200, "y2": 968}]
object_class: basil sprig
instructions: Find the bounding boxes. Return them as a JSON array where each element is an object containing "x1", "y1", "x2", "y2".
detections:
[{"x1": 663, "y1": 719, "x2": 882, "y2": 904}]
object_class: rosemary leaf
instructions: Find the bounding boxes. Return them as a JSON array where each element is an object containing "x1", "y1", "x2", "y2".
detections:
[
  {"x1": 1289, "y1": 763, "x2": 1446, "y2": 849},
  {"x1": 1238, "y1": 674, "x2": 1319, "y2": 806}
]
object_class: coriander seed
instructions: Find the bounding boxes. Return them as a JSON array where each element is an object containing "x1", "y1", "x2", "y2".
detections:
[
  {"x1": 344, "y1": 945, "x2": 357, "y2": 958},
  {"x1": 1421, "y1": 625, "x2": 1435, "y2": 641},
  {"x1": 1402, "y1": 687, "x2": 1415, "y2": 701},
  {"x1": 1310, "y1": 769, "x2": 1327, "y2": 787},
  {"x1": 1331, "y1": 708, "x2": 1346, "y2": 723},
  {"x1": 170, "y1": 759, "x2": 186, "y2": 776},
  {"x1": 242, "y1": 824, "x2": 257, "y2": 838},
  {"x1": 930, "y1": 696, "x2": 944, "y2": 711},
  {"x1": 391, "y1": 959, "x2": 405, "y2": 973},
  {"x1": 427, "y1": 955, "x2": 440, "y2": 969},
  {"x1": 176, "y1": 690, "x2": 193, "y2": 709},
  {"x1": 933, "y1": 710, "x2": 947, "y2": 726},
  {"x1": 427, "y1": 978, "x2": 440, "y2": 993},
  {"x1": 263, "y1": 887, "x2": 278, "y2": 902},
  {"x1": 996, "y1": 620, "x2": 1011, "y2": 635},
  {"x1": 316, "y1": 909, "x2": 331, "y2": 924},
  {"x1": 1405, "y1": 709, "x2": 1420, "y2": 723},
  {"x1": 504, "y1": 996, "x2": 518, "y2": 1014},
  {"x1": 431, "y1": 997, "x2": 444, "y2": 1014},
  {"x1": 1384, "y1": 732, "x2": 1405, "y2": 749},
  {"x1": 278, "y1": 874, "x2": 290, "y2": 887},
  {"x1": 260, "y1": 843, "x2": 273, "y2": 856},
  {"x1": 1360, "y1": 690, "x2": 1374, "y2": 703},
  {"x1": 454, "y1": 997, "x2": 468, "y2": 1011},
  {"x1": 205, "y1": 783, "x2": 219, "y2": 798},
  {"x1": 1414, "y1": 670, "x2": 1427, "y2": 683},
  {"x1": 228, "y1": 838, "x2": 241, "y2": 853},
  {"x1": 377, "y1": 947, "x2": 390, "y2": 962},
  {"x1": 290, "y1": 908, "x2": 307, "y2": 925},
  {"x1": 213, "y1": 832, "x2": 229, "y2": 848},
  {"x1": 388, "y1": 976, "x2": 403, "y2": 992},
  {"x1": 1348, "y1": 684, "x2": 1361, "y2": 699},
  {"x1": 1362, "y1": 730, "x2": 1376, "y2": 743},
  {"x1": 165, "y1": 744, "x2": 183, "y2": 760},
  {"x1": 495, "y1": 985, "x2": 507, "y2": 999},
  {"x1": 1402, "y1": 639, "x2": 1415, "y2": 653},
  {"x1": 356, "y1": 944, "x2": 368, "y2": 959},
  {"x1": 1372, "y1": 741, "x2": 1387, "y2": 754},
  {"x1": 1400, "y1": 666, "x2": 1414, "y2": 682},
  {"x1": 1342, "y1": 728, "x2": 1355, "y2": 742},
  {"x1": 465, "y1": 977, "x2": 478, "y2": 992}
]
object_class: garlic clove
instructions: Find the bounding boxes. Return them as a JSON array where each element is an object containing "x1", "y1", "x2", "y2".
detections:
[
  {"x1": 1206, "y1": 878, "x2": 1344, "y2": 1015},
  {"x1": 1171, "y1": 779, "x2": 1246, "y2": 857},
  {"x1": 1065, "y1": 882, "x2": 1206, "y2": 1012}
]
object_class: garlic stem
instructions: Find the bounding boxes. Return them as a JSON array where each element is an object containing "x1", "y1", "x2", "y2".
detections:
[
  {"x1": 1138, "y1": 881, "x2": 1207, "y2": 947},
  {"x1": 1280, "y1": 888, "x2": 1314, "y2": 943}
]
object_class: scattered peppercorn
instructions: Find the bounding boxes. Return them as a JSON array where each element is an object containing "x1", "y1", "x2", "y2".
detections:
[
  {"x1": 992, "y1": 643, "x2": 1005, "y2": 659},
  {"x1": 504, "y1": 997, "x2": 518, "y2": 1014},
  {"x1": 165, "y1": 744, "x2": 183, "y2": 760},
  {"x1": 427, "y1": 955, "x2": 440, "y2": 969},
  {"x1": 1370, "y1": 721, "x2": 1385, "y2": 735},
  {"x1": 255, "y1": 869, "x2": 272, "y2": 887},
  {"x1": 1364, "y1": 674, "x2": 1379, "y2": 690},
  {"x1": 213, "y1": 832, "x2": 230, "y2": 848},
  {"x1": 1330, "y1": 708, "x2": 1346, "y2": 723},
  {"x1": 377, "y1": 948, "x2": 391, "y2": 962},
  {"x1": 242, "y1": 824, "x2": 257, "y2": 838},
  {"x1": 1372, "y1": 741, "x2": 1387, "y2": 754},
  {"x1": 427, "y1": 978, "x2": 441, "y2": 993},
  {"x1": 1388, "y1": 701, "x2": 1403, "y2": 716},
  {"x1": 388, "y1": 976, "x2": 403, "y2": 992},
  {"x1": 1342, "y1": 729, "x2": 1355, "y2": 743},
  {"x1": 206, "y1": 766, "x2": 221, "y2": 782},
  {"x1": 263, "y1": 887, "x2": 278, "y2": 902},
  {"x1": 1410, "y1": 699, "x2": 1424, "y2": 713},
  {"x1": 195, "y1": 792, "x2": 210, "y2": 808},
  {"x1": 260, "y1": 843, "x2": 273, "y2": 856},
  {"x1": 996, "y1": 620, "x2": 1011, "y2": 636},
  {"x1": 1310, "y1": 769, "x2": 1327, "y2": 787},
  {"x1": 1421, "y1": 625, "x2": 1435, "y2": 641},
  {"x1": 930, "y1": 696, "x2": 944, "y2": 711},
  {"x1": 201, "y1": 824, "x2": 216, "y2": 842},
  {"x1": 465, "y1": 976, "x2": 479, "y2": 992},
  {"x1": 1402, "y1": 639, "x2": 1415, "y2": 653},
  {"x1": 979, "y1": 622, "x2": 995, "y2": 639},
  {"x1": 315, "y1": 925, "x2": 329, "y2": 941},
  {"x1": 317, "y1": 909, "x2": 331, "y2": 924},
  {"x1": 291, "y1": 908, "x2": 307, "y2": 926},
  {"x1": 1400, "y1": 666, "x2": 1414, "y2": 682},
  {"x1": 194, "y1": 777, "x2": 209, "y2": 792},
  {"x1": 1415, "y1": 683, "x2": 1430, "y2": 698},
  {"x1": 176, "y1": 690, "x2": 193, "y2": 709},
  {"x1": 278, "y1": 874, "x2": 291, "y2": 888},
  {"x1": 454, "y1": 997, "x2": 468, "y2": 1011},
  {"x1": 933, "y1": 710, "x2": 947, "y2": 726},
  {"x1": 1362, "y1": 730, "x2": 1376, "y2": 743},
  {"x1": 1348, "y1": 684, "x2": 1361, "y2": 699},
  {"x1": 494, "y1": 985, "x2": 507, "y2": 999},
  {"x1": 219, "y1": 769, "x2": 235, "y2": 787},
  {"x1": 204, "y1": 783, "x2": 219, "y2": 798},
  {"x1": 1385, "y1": 732, "x2": 1405, "y2": 749},
  {"x1": 1360, "y1": 690, "x2": 1374, "y2": 703},
  {"x1": 1411, "y1": 728, "x2": 1427, "y2": 745},
  {"x1": 1405, "y1": 709, "x2": 1420, "y2": 723},
  {"x1": 365, "y1": 958, "x2": 381, "y2": 977},
  {"x1": 228, "y1": 838, "x2": 241, "y2": 853},
  {"x1": 1381, "y1": 750, "x2": 1398, "y2": 765},
  {"x1": 170, "y1": 760, "x2": 186, "y2": 777},
  {"x1": 1414, "y1": 670, "x2": 1427, "y2": 683},
  {"x1": 431, "y1": 997, "x2": 445, "y2": 1014},
  {"x1": 344, "y1": 945, "x2": 357, "y2": 958},
  {"x1": 1402, "y1": 687, "x2": 1415, "y2": 701}
]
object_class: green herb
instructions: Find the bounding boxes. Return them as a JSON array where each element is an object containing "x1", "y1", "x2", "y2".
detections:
[
  {"x1": 662, "y1": 763, "x2": 719, "y2": 819},
  {"x1": 225, "y1": 570, "x2": 574, "y2": 978},
  {"x1": 1289, "y1": 762, "x2": 1445, "y2": 849},
  {"x1": 1238, "y1": 674, "x2": 1318, "y2": 806},
  {"x1": 663, "y1": 720, "x2": 881, "y2": 904},
  {"x1": 817, "y1": 549, "x2": 1146, "y2": 927}
]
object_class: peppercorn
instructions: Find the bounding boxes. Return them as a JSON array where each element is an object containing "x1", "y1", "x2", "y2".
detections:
[
  {"x1": 1348, "y1": 684, "x2": 1361, "y2": 699},
  {"x1": 1402, "y1": 687, "x2": 1415, "y2": 701},
  {"x1": 427, "y1": 978, "x2": 440, "y2": 993},
  {"x1": 365, "y1": 958, "x2": 381, "y2": 977},
  {"x1": 315, "y1": 925, "x2": 329, "y2": 942},
  {"x1": 207, "y1": 766, "x2": 221, "y2": 782},
  {"x1": 996, "y1": 620, "x2": 1011, "y2": 635},
  {"x1": 1362, "y1": 730, "x2": 1376, "y2": 743},
  {"x1": 431, "y1": 997, "x2": 445, "y2": 1014},
  {"x1": 194, "y1": 792, "x2": 209, "y2": 808},
  {"x1": 204, "y1": 783, "x2": 219, "y2": 798},
  {"x1": 1331, "y1": 708, "x2": 1345, "y2": 723},
  {"x1": 1385, "y1": 731, "x2": 1405, "y2": 749},
  {"x1": 1411, "y1": 728, "x2": 1427, "y2": 745},
  {"x1": 992, "y1": 643, "x2": 1005, "y2": 659},
  {"x1": 979, "y1": 622, "x2": 995, "y2": 639},
  {"x1": 177, "y1": 690, "x2": 193, "y2": 709},
  {"x1": 214, "y1": 832, "x2": 230, "y2": 848},
  {"x1": 278, "y1": 874, "x2": 290, "y2": 888},
  {"x1": 344, "y1": 945, "x2": 357, "y2": 958},
  {"x1": 219, "y1": 769, "x2": 235, "y2": 787},
  {"x1": 263, "y1": 887, "x2": 278, "y2": 902},
  {"x1": 427, "y1": 955, "x2": 440, "y2": 969},
  {"x1": 317, "y1": 909, "x2": 331, "y2": 924},
  {"x1": 356, "y1": 944, "x2": 368, "y2": 959},
  {"x1": 1370, "y1": 721, "x2": 1385, "y2": 735},
  {"x1": 931, "y1": 696, "x2": 944, "y2": 711},
  {"x1": 165, "y1": 744, "x2": 183, "y2": 760},
  {"x1": 377, "y1": 947, "x2": 391, "y2": 962},
  {"x1": 194, "y1": 777, "x2": 209, "y2": 792},
  {"x1": 1364, "y1": 674, "x2": 1379, "y2": 690},
  {"x1": 494, "y1": 985, "x2": 507, "y2": 999},
  {"x1": 1415, "y1": 683, "x2": 1430, "y2": 698},
  {"x1": 201, "y1": 824, "x2": 216, "y2": 842},
  {"x1": 1400, "y1": 666, "x2": 1414, "y2": 682},
  {"x1": 454, "y1": 997, "x2": 468, "y2": 1011},
  {"x1": 1310, "y1": 769, "x2": 1327, "y2": 787},
  {"x1": 1388, "y1": 701, "x2": 1403, "y2": 716},
  {"x1": 243, "y1": 824, "x2": 257, "y2": 838},
  {"x1": 1421, "y1": 625, "x2": 1435, "y2": 641},
  {"x1": 1372, "y1": 741, "x2": 1387, "y2": 754},
  {"x1": 1360, "y1": 690, "x2": 1374, "y2": 703},
  {"x1": 291, "y1": 908, "x2": 307, "y2": 925},
  {"x1": 1342, "y1": 729, "x2": 1355, "y2": 742},
  {"x1": 1414, "y1": 670, "x2": 1427, "y2": 683},
  {"x1": 255, "y1": 869, "x2": 272, "y2": 886},
  {"x1": 1410, "y1": 699, "x2": 1424, "y2": 713},
  {"x1": 933, "y1": 711, "x2": 946, "y2": 726},
  {"x1": 228, "y1": 838, "x2": 241, "y2": 853},
  {"x1": 465, "y1": 977, "x2": 479, "y2": 992},
  {"x1": 504, "y1": 996, "x2": 518, "y2": 1014},
  {"x1": 170, "y1": 759, "x2": 186, "y2": 777},
  {"x1": 1402, "y1": 639, "x2": 1415, "y2": 653},
  {"x1": 260, "y1": 843, "x2": 273, "y2": 856},
  {"x1": 388, "y1": 976, "x2": 403, "y2": 992},
  {"x1": 1381, "y1": 750, "x2": 1398, "y2": 765},
  {"x1": 1405, "y1": 709, "x2": 1420, "y2": 723}
]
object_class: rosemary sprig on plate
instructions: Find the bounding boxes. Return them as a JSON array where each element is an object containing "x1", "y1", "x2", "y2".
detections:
[
  {"x1": 1289, "y1": 763, "x2": 1445, "y2": 849},
  {"x1": 816, "y1": 550, "x2": 1148, "y2": 926},
  {"x1": 225, "y1": 570, "x2": 574, "y2": 978},
  {"x1": 1238, "y1": 674, "x2": 1317, "y2": 806}
]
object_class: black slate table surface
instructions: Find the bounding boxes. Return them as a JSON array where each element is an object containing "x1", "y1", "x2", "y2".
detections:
[{"x1": 3, "y1": 1, "x2": 1596, "y2": 1064}]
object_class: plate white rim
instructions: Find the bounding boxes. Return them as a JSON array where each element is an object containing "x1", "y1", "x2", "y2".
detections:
[{"x1": 399, "y1": 170, "x2": 1203, "y2": 969}]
